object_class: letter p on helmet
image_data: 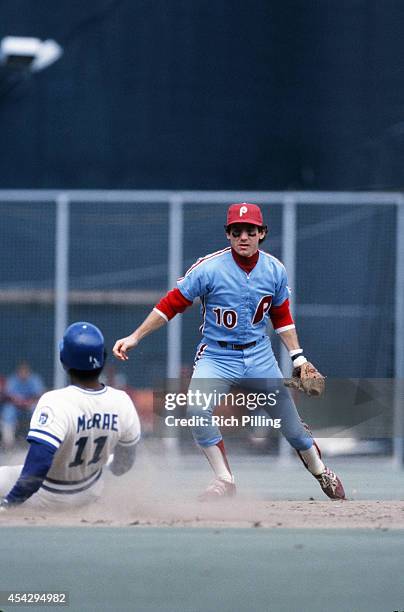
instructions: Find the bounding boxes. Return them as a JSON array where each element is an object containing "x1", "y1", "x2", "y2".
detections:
[{"x1": 239, "y1": 205, "x2": 248, "y2": 217}]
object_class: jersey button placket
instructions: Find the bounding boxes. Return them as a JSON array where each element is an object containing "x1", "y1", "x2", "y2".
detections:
[
  {"x1": 244, "y1": 275, "x2": 252, "y2": 346},
  {"x1": 239, "y1": 279, "x2": 249, "y2": 344}
]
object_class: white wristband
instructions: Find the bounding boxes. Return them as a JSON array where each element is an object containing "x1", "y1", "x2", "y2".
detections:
[
  {"x1": 292, "y1": 355, "x2": 308, "y2": 368},
  {"x1": 289, "y1": 348, "x2": 303, "y2": 358}
]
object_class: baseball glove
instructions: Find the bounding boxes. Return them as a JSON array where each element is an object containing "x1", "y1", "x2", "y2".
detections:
[{"x1": 284, "y1": 361, "x2": 325, "y2": 397}]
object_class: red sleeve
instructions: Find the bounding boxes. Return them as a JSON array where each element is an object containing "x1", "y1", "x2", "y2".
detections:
[
  {"x1": 154, "y1": 288, "x2": 193, "y2": 321},
  {"x1": 269, "y1": 298, "x2": 295, "y2": 332}
]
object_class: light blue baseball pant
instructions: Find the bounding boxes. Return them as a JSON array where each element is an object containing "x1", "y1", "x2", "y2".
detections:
[{"x1": 187, "y1": 336, "x2": 313, "y2": 451}]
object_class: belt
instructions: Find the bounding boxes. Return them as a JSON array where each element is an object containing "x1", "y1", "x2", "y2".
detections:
[{"x1": 218, "y1": 340, "x2": 257, "y2": 350}]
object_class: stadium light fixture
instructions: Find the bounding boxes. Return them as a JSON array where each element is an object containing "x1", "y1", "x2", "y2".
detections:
[{"x1": 0, "y1": 36, "x2": 63, "y2": 72}]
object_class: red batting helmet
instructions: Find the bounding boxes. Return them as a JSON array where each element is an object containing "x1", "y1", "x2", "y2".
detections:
[{"x1": 226, "y1": 202, "x2": 264, "y2": 226}]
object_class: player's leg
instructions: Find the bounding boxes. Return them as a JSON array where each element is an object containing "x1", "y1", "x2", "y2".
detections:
[
  {"x1": 187, "y1": 376, "x2": 235, "y2": 497},
  {"x1": 188, "y1": 344, "x2": 240, "y2": 499},
  {"x1": 272, "y1": 389, "x2": 345, "y2": 499},
  {"x1": 0, "y1": 461, "x2": 103, "y2": 510},
  {"x1": 244, "y1": 341, "x2": 345, "y2": 500},
  {"x1": 0, "y1": 465, "x2": 23, "y2": 497},
  {"x1": 24, "y1": 478, "x2": 104, "y2": 510},
  {"x1": 242, "y1": 339, "x2": 314, "y2": 450},
  {"x1": 0, "y1": 468, "x2": 103, "y2": 511}
]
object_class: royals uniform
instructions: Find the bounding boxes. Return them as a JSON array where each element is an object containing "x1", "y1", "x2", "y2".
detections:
[{"x1": 0, "y1": 384, "x2": 140, "y2": 509}]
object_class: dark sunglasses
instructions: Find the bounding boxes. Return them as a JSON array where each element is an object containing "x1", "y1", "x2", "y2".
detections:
[{"x1": 230, "y1": 228, "x2": 259, "y2": 238}]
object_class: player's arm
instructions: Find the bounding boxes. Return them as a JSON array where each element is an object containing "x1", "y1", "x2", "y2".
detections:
[
  {"x1": 113, "y1": 310, "x2": 167, "y2": 361},
  {"x1": 271, "y1": 291, "x2": 324, "y2": 393},
  {"x1": 271, "y1": 300, "x2": 310, "y2": 366},
  {"x1": 277, "y1": 326, "x2": 302, "y2": 352},
  {"x1": 0, "y1": 394, "x2": 69, "y2": 510},
  {"x1": 273, "y1": 311, "x2": 325, "y2": 396},
  {"x1": 113, "y1": 288, "x2": 193, "y2": 361},
  {"x1": 113, "y1": 257, "x2": 207, "y2": 361},
  {"x1": 270, "y1": 265, "x2": 310, "y2": 367},
  {"x1": 109, "y1": 394, "x2": 141, "y2": 475},
  {"x1": 0, "y1": 441, "x2": 56, "y2": 508},
  {"x1": 109, "y1": 444, "x2": 136, "y2": 476}
]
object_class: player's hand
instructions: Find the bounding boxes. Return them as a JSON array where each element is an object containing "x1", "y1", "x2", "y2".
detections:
[
  {"x1": 113, "y1": 335, "x2": 138, "y2": 361},
  {"x1": 284, "y1": 361, "x2": 325, "y2": 397}
]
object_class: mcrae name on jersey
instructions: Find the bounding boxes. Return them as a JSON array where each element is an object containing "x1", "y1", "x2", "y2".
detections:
[{"x1": 77, "y1": 413, "x2": 118, "y2": 432}]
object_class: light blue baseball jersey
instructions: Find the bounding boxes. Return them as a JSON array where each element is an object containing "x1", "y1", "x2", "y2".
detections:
[
  {"x1": 177, "y1": 247, "x2": 290, "y2": 344},
  {"x1": 177, "y1": 247, "x2": 312, "y2": 451}
]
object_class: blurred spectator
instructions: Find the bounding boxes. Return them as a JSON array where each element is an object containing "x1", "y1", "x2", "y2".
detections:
[
  {"x1": 0, "y1": 361, "x2": 45, "y2": 451},
  {"x1": 100, "y1": 364, "x2": 128, "y2": 390},
  {"x1": 101, "y1": 364, "x2": 154, "y2": 435}
]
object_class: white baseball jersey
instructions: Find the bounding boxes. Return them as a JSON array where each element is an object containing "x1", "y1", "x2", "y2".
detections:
[{"x1": 27, "y1": 385, "x2": 140, "y2": 494}]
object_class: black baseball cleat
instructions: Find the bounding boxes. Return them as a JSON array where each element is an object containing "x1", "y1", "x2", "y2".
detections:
[
  {"x1": 315, "y1": 467, "x2": 346, "y2": 500},
  {"x1": 198, "y1": 478, "x2": 236, "y2": 502}
]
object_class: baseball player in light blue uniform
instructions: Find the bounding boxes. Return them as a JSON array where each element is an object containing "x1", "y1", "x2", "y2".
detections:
[
  {"x1": 180, "y1": 247, "x2": 312, "y2": 449},
  {"x1": 114, "y1": 203, "x2": 345, "y2": 501}
]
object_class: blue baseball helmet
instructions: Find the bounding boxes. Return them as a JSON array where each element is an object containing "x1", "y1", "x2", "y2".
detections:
[{"x1": 59, "y1": 322, "x2": 105, "y2": 371}]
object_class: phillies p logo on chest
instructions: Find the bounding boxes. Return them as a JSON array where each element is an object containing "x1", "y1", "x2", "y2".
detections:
[{"x1": 252, "y1": 296, "x2": 273, "y2": 324}]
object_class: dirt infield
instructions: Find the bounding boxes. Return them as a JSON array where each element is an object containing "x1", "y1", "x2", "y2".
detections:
[
  {"x1": 1, "y1": 451, "x2": 404, "y2": 529},
  {"x1": 1, "y1": 499, "x2": 404, "y2": 529}
]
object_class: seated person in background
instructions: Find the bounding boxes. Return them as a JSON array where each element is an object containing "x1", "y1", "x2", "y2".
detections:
[
  {"x1": 0, "y1": 361, "x2": 45, "y2": 451},
  {"x1": 100, "y1": 364, "x2": 128, "y2": 390}
]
